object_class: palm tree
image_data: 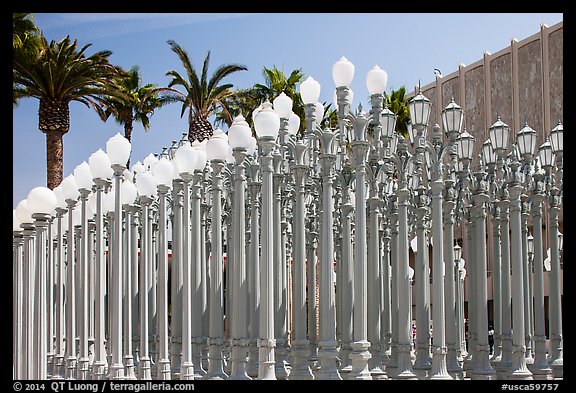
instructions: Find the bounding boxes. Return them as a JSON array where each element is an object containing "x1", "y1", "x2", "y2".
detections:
[
  {"x1": 103, "y1": 65, "x2": 179, "y2": 167},
  {"x1": 13, "y1": 13, "x2": 40, "y2": 106},
  {"x1": 164, "y1": 40, "x2": 247, "y2": 142},
  {"x1": 384, "y1": 86, "x2": 410, "y2": 138},
  {"x1": 13, "y1": 34, "x2": 125, "y2": 189}
]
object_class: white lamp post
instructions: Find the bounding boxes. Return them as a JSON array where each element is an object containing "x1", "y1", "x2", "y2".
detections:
[
  {"x1": 61, "y1": 174, "x2": 80, "y2": 379},
  {"x1": 153, "y1": 157, "x2": 174, "y2": 380},
  {"x1": 72, "y1": 162, "x2": 93, "y2": 380},
  {"x1": 88, "y1": 149, "x2": 112, "y2": 379},
  {"x1": 27, "y1": 187, "x2": 57, "y2": 380},
  {"x1": 13, "y1": 211, "x2": 24, "y2": 379},
  {"x1": 227, "y1": 115, "x2": 253, "y2": 380},
  {"x1": 205, "y1": 128, "x2": 230, "y2": 380},
  {"x1": 136, "y1": 170, "x2": 157, "y2": 380},
  {"x1": 106, "y1": 132, "x2": 131, "y2": 380},
  {"x1": 173, "y1": 141, "x2": 197, "y2": 380},
  {"x1": 254, "y1": 100, "x2": 280, "y2": 380}
]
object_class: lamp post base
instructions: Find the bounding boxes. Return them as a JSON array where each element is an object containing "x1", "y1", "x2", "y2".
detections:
[
  {"x1": 288, "y1": 343, "x2": 314, "y2": 380},
  {"x1": 109, "y1": 362, "x2": 125, "y2": 380},
  {"x1": 51, "y1": 355, "x2": 65, "y2": 380},
  {"x1": 123, "y1": 355, "x2": 136, "y2": 380},
  {"x1": 180, "y1": 362, "x2": 195, "y2": 380},
  {"x1": 91, "y1": 360, "x2": 107, "y2": 380},
  {"x1": 156, "y1": 358, "x2": 171, "y2": 380},
  {"x1": 257, "y1": 340, "x2": 276, "y2": 380},
  {"x1": 77, "y1": 357, "x2": 90, "y2": 380},
  {"x1": 65, "y1": 356, "x2": 77, "y2": 379},
  {"x1": 347, "y1": 340, "x2": 372, "y2": 380},
  {"x1": 138, "y1": 357, "x2": 152, "y2": 380}
]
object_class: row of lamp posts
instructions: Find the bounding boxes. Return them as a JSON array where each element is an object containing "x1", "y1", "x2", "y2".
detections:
[{"x1": 13, "y1": 56, "x2": 562, "y2": 381}]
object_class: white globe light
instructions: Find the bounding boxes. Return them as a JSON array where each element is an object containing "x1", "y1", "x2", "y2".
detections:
[
  {"x1": 247, "y1": 136, "x2": 257, "y2": 155},
  {"x1": 143, "y1": 153, "x2": 158, "y2": 171},
  {"x1": 16, "y1": 199, "x2": 34, "y2": 224},
  {"x1": 61, "y1": 174, "x2": 81, "y2": 201},
  {"x1": 121, "y1": 179, "x2": 138, "y2": 205},
  {"x1": 27, "y1": 186, "x2": 58, "y2": 215},
  {"x1": 332, "y1": 56, "x2": 355, "y2": 87},
  {"x1": 136, "y1": 171, "x2": 157, "y2": 198},
  {"x1": 173, "y1": 141, "x2": 198, "y2": 175},
  {"x1": 153, "y1": 157, "x2": 174, "y2": 187},
  {"x1": 106, "y1": 132, "x2": 131, "y2": 167},
  {"x1": 366, "y1": 65, "x2": 388, "y2": 95},
  {"x1": 88, "y1": 149, "x2": 113, "y2": 180},
  {"x1": 72, "y1": 205, "x2": 81, "y2": 227},
  {"x1": 273, "y1": 92, "x2": 293, "y2": 119},
  {"x1": 73, "y1": 161, "x2": 94, "y2": 191},
  {"x1": 288, "y1": 112, "x2": 300, "y2": 135},
  {"x1": 131, "y1": 161, "x2": 145, "y2": 177},
  {"x1": 123, "y1": 168, "x2": 133, "y2": 183},
  {"x1": 87, "y1": 192, "x2": 97, "y2": 217},
  {"x1": 53, "y1": 185, "x2": 67, "y2": 210},
  {"x1": 315, "y1": 102, "x2": 324, "y2": 125},
  {"x1": 194, "y1": 147, "x2": 207, "y2": 171},
  {"x1": 228, "y1": 115, "x2": 253, "y2": 150},
  {"x1": 299, "y1": 76, "x2": 321, "y2": 105},
  {"x1": 206, "y1": 128, "x2": 230, "y2": 161},
  {"x1": 102, "y1": 186, "x2": 115, "y2": 214},
  {"x1": 13, "y1": 209, "x2": 22, "y2": 232},
  {"x1": 226, "y1": 145, "x2": 234, "y2": 164},
  {"x1": 254, "y1": 101, "x2": 281, "y2": 139}
]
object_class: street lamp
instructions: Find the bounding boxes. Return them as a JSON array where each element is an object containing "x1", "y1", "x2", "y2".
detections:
[
  {"x1": 254, "y1": 100, "x2": 280, "y2": 380},
  {"x1": 227, "y1": 114, "x2": 253, "y2": 380},
  {"x1": 172, "y1": 141, "x2": 197, "y2": 380},
  {"x1": 13, "y1": 210, "x2": 24, "y2": 379},
  {"x1": 61, "y1": 174, "x2": 80, "y2": 379},
  {"x1": 88, "y1": 148, "x2": 112, "y2": 380},
  {"x1": 152, "y1": 157, "x2": 174, "y2": 380},
  {"x1": 106, "y1": 132, "x2": 132, "y2": 380},
  {"x1": 205, "y1": 128, "x2": 230, "y2": 380},
  {"x1": 72, "y1": 161, "x2": 93, "y2": 380},
  {"x1": 27, "y1": 186, "x2": 57, "y2": 380}
]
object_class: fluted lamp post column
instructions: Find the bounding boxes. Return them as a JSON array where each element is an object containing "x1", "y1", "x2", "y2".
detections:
[
  {"x1": 106, "y1": 132, "x2": 132, "y2": 380},
  {"x1": 151, "y1": 157, "x2": 174, "y2": 379},
  {"x1": 72, "y1": 162, "x2": 93, "y2": 380},
  {"x1": 27, "y1": 187, "x2": 58, "y2": 380},
  {"x1": 205, "y1": 129, "x2": 230, "y2": 380},
  {"x1": 172, "y1": 141, "x2": 198, "y2": 380},
  {"x1": 88, "y1": 149, "x2": 113, "y2": 379},
  {"x1": 13, "y1": 211, "x2": 24, "y2": 379},
  {"x1": 254, "y1": 101, "x2": 281, "y2": 380},
  {"x1": 60, "y1": 174, "x2": 81, "y2": 379},
  {"x1": 227, "y1": 114, "x2": 255, "y2": 380},
  {"x1": 539, "y1": 133, "x2": 563, "y2": 379}
]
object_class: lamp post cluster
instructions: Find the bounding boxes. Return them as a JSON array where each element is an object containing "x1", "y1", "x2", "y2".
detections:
[{"x1": 13, "y1": 57, "x2": 562, "y2": 381}]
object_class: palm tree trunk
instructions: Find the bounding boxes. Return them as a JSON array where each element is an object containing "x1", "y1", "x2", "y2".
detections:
[
  {"x1": 45, "y1": 130, "x2": 65, "y2": 190},
  {"x1": 124, "y1": 117, "x2": 134, "y2": 168},
  {"x1": 38, "y1": 98, "x2": 69, "y2": 190}
]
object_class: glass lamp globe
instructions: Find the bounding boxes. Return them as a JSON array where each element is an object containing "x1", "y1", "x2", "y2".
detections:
[
  {"x1": 123, "y1": 168, "x2": 133, "y2": 183},
  {"x1": 489, "y1": 117, "x2": 510, "y2": 153},
  {"x1": 454, "y1": 244, "x2": 462, "y2": 262},
  {"x1": 273, "y1": 92, "x2": 293, "y2": 119},
  {"x1": 300, "y1": 76, "x2": 321, "y2": 105},
  {"x1": 87, "y1": 193, "x2": 96, "y2": 217},
  {"x1": 72, "y1": 205, "x2": 81, "y2": 227},
  {"x1": 538, "y1": 139, "x2": 555, "y2": 168},
  {"x1": 121, "y1": 179, "x2": 138, "y2": 205},
  {"x1": 228, "y1": 115, "x2": 253, "y2": 150},
  {"x1": 106, "y1": 132, "x2": 131, "y2": 167},
  {"x1": 226, "y1": 146, "x2": 235, "y2": 164},
  {"x1": 252, "y1": 103, "x2": 263, "y2": 127},
  {"x1": 254, "y1": 101, "x2": 281, "y2": 139},
  {"x1": 16, "y1": 199, "x2": 34, "y2": 224},
  {"x1": 53, "y1": 185, "x2": 67, "y2": 210},
  {"x1": 482, "y1": 139, "x2": 498, "y2": 166},
  {"x1": 380, "y1": 105, "x2": 397, "y2": 140},
  {"x1": 143, "y1": 153, "x2": 158, "y2": 171},
  {"x1": 194, "y1": 146, "x2": 207, "y2": 171},
  {"x1": 131, "y1": 161, "x2": 145, "y2": 177},
  {"x1": 549, "y1": 120, "x2": 563, "y2": 154},
  {"x1": 27, "y1": 186, "x2": 58, "y2": 215},
  {"x1": 102, "y1": 187, "x2": 115, "y2": 214},
  {"x1": 153, "y1": 157, "x2": 174, "y2": 187},
  {"x1": 456, "y1": 130, "x2": 475, "y2": 162},
  {"x1": 408, "y1": 90, "x2": 432, "y2": 128},
  {"x1": 136, "y1": 171, "x2": 157, "y2": 198},
  {"x1": 173, "y1": 141, "x2": 197, "y2": 175},
  {"x1": 206, "y1": 128, "x2": 230, "y2": 161},
  {"x1": 88, "y1": 149, "x2": 113, "y2": 180},
  {"x1": 442, "y1": 98, "x2": 464, "y2": 137},
  {"x1": 366, "y1": 65, "x2": 388, "y2": 95},
  {"x1": 74, "y1": 161, "x2": 94, "y2": 191},
  {"x1": 61, "y1": 174, "x2": 81, "y2": 201},
  {"x1": 13, "y1": 209, "x2": 22, "y2": 232},
  {"x1": 287, "y1": 112, "x2": 300, "y2": 135},
  {"x1": 314, "y1": 102, "x2": 324, "y2": 125},
  {"x1": 332, "y1": 56, "x2": 355, "y2": 87},
  {"x1": 517, "y1": 123, "x2": 537, "y2": 157},
  {"x1": 247, "y1": 136, "x2": 257, "y2": 155}
]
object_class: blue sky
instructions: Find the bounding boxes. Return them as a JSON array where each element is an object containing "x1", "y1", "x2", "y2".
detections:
[{"x1": 13, "y1": 13, "x2": 563, "y2": 208}]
